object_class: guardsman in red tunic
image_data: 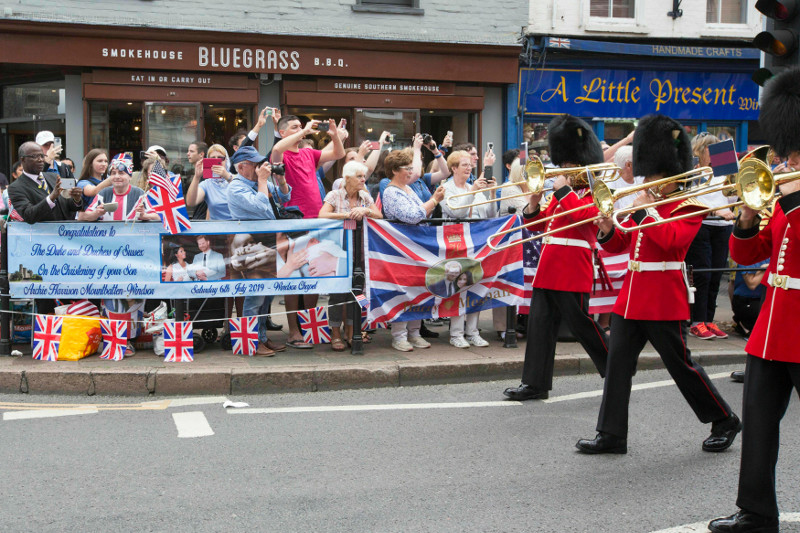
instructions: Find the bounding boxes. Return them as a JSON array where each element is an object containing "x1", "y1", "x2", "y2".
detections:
[
  {"x1": 576, "y1": 114, "x2": 740, "y2": 455},
  {"x1": 709, "y1": 68, "x2": 800, "y2": 533},
  {"x1": 504, "y1": 114, "x2": 609, "y2": 401}
]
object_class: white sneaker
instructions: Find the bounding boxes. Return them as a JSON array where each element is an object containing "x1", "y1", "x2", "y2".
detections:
[
  {"x1": 392, "y1": 339, "x2": 414, "y2": 352},
  {"x1": 466, "y1": 335, "x2": 489, "y2": 347},
  {"x1": 450, "y1": 336, "x2": 470, "y2": 349},
  {"x1": 408, "y1": 335, "x2": 431, "y2": 349}
]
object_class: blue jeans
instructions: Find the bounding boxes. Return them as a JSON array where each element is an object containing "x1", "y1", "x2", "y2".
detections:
[{"x1": 243, "y1": 295, "x2": 273, "y2": 345}]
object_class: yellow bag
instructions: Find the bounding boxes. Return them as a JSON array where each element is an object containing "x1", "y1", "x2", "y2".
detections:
[{"x1": 58, "y1": 316, "x2": 102, "y2": 361}]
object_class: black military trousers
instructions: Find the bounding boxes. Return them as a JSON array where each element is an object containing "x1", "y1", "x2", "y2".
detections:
[
  {"x1": 597, "y1": 313, "x2": 732, "y2": 439},
  {"x1": 736, "y1": 354, "x2": 800, "y2": 518},
  {"x1": 521, "y1": 288, "x2": 609, "y2": 391}
]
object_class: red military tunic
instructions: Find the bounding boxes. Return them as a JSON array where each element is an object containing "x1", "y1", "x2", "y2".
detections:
[
  {"x1": 524, "y1": 186, "x2": 599, "y2": 293},
  {"x1": 598, "y1": 198, "x2": 705, "y2": 321},
  {"x1": 729, "y1": 191, "x2": 800, "y2": 363}
]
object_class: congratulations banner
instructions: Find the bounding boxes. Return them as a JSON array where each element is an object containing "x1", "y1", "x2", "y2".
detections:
[
  {"x1": 9, "y1": 220, "x2": 351, "y2": 299},
  {"x1": 519, "y1": 68, "x2": 760, "y2": 121},
  {"x1": 365, "y1": 216, "x2": 524, "y2": 323}
]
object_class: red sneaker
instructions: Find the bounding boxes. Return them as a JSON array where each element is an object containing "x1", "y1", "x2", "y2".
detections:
[
  {"x1": 705, "y1": 322, "x2": 729, "y2": 339},
  {"x1": 689, "y1": 323, "x2": 715, "y2": 340}
]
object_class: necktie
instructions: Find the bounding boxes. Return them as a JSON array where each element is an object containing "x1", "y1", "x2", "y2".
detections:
[
  {"x1": 447, "y1": 282, "x2": 453, "y2": 297},
  {"x1": 203, "y1": 253, "x2": 207, "y2": 267},
  {"x1": 38, "y1": 175, "x2": 48, "y2": 193}
]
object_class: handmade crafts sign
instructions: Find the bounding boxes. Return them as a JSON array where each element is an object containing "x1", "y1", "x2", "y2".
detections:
[{"x1": 8, "y1": 220, "x2": 351, "y2": 299}]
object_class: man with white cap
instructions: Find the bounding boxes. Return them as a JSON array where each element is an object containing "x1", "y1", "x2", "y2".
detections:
[{"x1": 36, "y1": 130, "x2": 74, "y2": 181}]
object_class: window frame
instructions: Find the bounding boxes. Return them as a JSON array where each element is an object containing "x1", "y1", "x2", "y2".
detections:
[
  {"x1": 352, "y1": 0, "x2": 424, "y2": 15},
  {"x1": 705, "y1": 0, "x2": 748, "y2": 25},
  {"x1": 584, "y1": 0, "x2": 646, "y2": 34}
]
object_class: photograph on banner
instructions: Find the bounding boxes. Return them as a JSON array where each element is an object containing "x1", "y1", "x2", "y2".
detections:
[
  {"x1": 365, "y1": 216, "x2": 524, "y2": 324},
  {"x1": 9, "y1": 220, "x2": 352, "y2": 299}
]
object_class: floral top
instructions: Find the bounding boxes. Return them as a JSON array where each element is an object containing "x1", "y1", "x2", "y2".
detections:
[
  {"x1": 323, "y1": 188, "x2": 374, "y2": 215},
  {"x1": 382, "y1": 184, "x2": 428, "y2": 224}
]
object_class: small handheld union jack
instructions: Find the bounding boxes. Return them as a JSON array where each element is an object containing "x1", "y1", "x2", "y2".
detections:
[
  {"x1": 163, "y1": 321, "x2": 194, "y2": 362},
  {"x1": 33, "y1": 314, "x2": 63, "y2": 361},
  {"x1": 228, "y1": 317, "x2": 259, "y2": 356},
  {"x1": 146, "y1": 160, "x2": 191, "y2": 235},
  {"x1": 297, "y1": 306, "x2": 331, "y2": 344},
  {"x1": 99, "y1": 319, "x2": 128, "y2": 361}
]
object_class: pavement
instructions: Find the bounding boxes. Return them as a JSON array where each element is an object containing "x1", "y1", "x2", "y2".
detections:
[{"x1": 0, "y1": 293, "x2": 748, "y2": 396}]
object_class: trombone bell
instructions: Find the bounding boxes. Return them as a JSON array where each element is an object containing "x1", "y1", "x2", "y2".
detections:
[{"x1": 737, "y1": 159, "x2": 776, "y2": 211}]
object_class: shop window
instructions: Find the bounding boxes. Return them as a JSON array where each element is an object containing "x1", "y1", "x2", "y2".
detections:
[
  {"x1": 2, "y1": 81, "x2": 65, "y2": 119},
  {"x1": 145, "y1": 103, "x2": 201, "y2": 181},
  {"x1": 705, "y1": 126, "x2": 736, "y2": 146},
  {"x1": 706, "y1": 0, "x2": 746, "y2": 24},
  {"x1": 89, "y1": 102, "x2": 144, "y2": 168},
  {"x1": 203, "y1": 105, "x2": 250, "y2": 151},
  {"x1": 352, "y1": 0, "x2": 423, "y2": 15},
  {"x1": 523, "y1": 122, "x2": 552, "y2": 165},
  {"x1": 590, "y1": 0, "x2": 634, "y2": 18}
]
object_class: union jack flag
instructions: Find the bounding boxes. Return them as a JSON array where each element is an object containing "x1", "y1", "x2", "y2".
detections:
[
  {"x1": 100, "y1": 319, "x2": 128, "y2": 361},
  {"x1": 298, "y1": 306, "x2": 331, "y2": 344},
  {"x1": 228, "y1": 316, "x2": 259, "y2": 356},
  {"x1": 550, "y1": 37, "x2": 571, "y2": 48},
  {"x1": 517, "y1": 226, "x2": 542, "y2": 315},
  {"x1": 163, "y1": 321, "x2": 194, "y2": 362},
  {"x1": 365, "y1": 216, "x2": 524, "y2": 324},
  {"x1": 146, "y1": 160, "x2": 191, "y2": 234},
  {"x1": 588, "y1": 247, "x2": 628, "y2": 314},
  {"x1": 33, "y1": 314, "x2": 63, "y2": 361}
]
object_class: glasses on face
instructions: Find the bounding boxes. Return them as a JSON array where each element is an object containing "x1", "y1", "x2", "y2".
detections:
[
  {"x1": 697, "y1": 131, "x2": 710, "y2": 138},
  {"x1": 399, "y1": 165, "x2": 414, "y2": 171},
  {"x1": 22, "y1": 154, "x2": 46, "y2": 161}
]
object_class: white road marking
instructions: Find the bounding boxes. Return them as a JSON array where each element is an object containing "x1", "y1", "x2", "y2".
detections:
[
  {"x1": 167, "y1": 396, "x2": 229, "y2": 408},
  {"x1": 543, "y1": 372, "x2": 732, "y2": 404},
  {"x1": 172, "y1": 411, "x2": 214, "y2": 438},
  {"x1": 3, "y1": 408, "x2": 98, "y2": 421},
  {"x1": 227, "y1": 401, "x2": 522, "y2": 415},
  {"x1": 648, "y1": 512, "x2": 800, "y2": 532}
]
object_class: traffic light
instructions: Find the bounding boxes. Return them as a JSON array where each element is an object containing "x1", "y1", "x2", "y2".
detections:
[{"x1": 753, "y1": 0, "x2": 799, "y2": 85}]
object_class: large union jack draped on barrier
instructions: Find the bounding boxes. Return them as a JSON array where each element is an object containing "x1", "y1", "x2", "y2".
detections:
[{"x1": 365, "y1": 216, "x2": 524, "y2": 324}]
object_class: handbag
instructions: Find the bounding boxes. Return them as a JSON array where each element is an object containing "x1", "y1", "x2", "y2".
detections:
[{"x1": 269, "y1": 176, "x2": 304, "y2": 219}]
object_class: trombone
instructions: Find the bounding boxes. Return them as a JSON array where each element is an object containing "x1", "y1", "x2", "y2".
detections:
[
  {"x1": 444, "y1": 156, "x2": 619, "y2": 210},
  {"x1": 487, "y1": 167, "x2": 713, "y2": 251},
  {"x1": 609, "y1": 157, "x2": 786, "y2": 232}
]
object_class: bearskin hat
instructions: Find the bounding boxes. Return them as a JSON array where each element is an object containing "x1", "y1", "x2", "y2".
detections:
[
  {"x1": 759, "y1": 68, "x2": 800, "y2": 159},
  {"x1": 632, "y1": 114, "x2": 692, "y2": 178},
  {"x1": 547, "y1": 114, "x2": 603, "y2": 167}
]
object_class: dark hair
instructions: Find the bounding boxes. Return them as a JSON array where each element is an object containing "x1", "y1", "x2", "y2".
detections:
[
  {"x1": 502, "y1": 149, "x2": 520, "y2": 168},
  {"x1": 79, "y1": 149, "x2": 109, "y2": 180},
  {"x1": 191, "y1": 141, "x2": 208, "y2": 156},
  {"x1": 453, "y1": 143, "x2": 476, "y2": 153},
  {"x1": 62, "y1": 158, "x2": 75, "y2": 168},
  {"x1": 277, "y1": 115, "x2": 300, "y2": 132},
  {"x1": 384, "y1": 148, "x2": 413, "y2": 177},
  {"x1": 456, "y1": 270, "x2": 473, "y2": 287},
  {"x1": 195, "y1": 235, "x2": 210, "y2": 242},
  {"x1": 229, "y1": 131, "x2": 247, "y2": 151},
  {"x1": 170, "y1": 245, "x2": 186, "y2": 265},
  {"x1": 11, "y1": 160, "x2": 22, "y2": 174}
]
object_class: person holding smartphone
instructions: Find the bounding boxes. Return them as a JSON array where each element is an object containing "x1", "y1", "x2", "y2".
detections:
[{"x1": 36, "y1": 130, "x2": 75, "y2": 182}]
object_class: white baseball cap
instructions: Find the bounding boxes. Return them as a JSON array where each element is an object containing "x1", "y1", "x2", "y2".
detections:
[
  {"x1": 35, "y1": 131, "x2": 55, "y2": 146},
  {"x1": 146, "y1": 145, "x2": 167, "y2": 156}
]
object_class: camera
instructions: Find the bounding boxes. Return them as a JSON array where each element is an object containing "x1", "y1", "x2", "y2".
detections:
[
  {"x1": 271, "y1": 163, "x2": 286, "y2": 176},
  {"x1": 387, "y1": 133, "x2": 395, "y2": 143},
  {"x1": 422, "y1": 134, "x2": 433, "y2": 146}
]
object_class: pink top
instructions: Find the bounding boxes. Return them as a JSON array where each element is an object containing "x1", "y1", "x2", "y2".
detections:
[{"x1": 282, "y1": 148, "x2": 322, "y2": 219}]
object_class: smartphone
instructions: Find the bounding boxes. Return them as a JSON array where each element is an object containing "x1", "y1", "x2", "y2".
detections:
[
  {"x1": 369, "y1": 141, "x2": 381, "y2": 150},
  {"x1": 54, "y1": 137, "x2": 62, "y2": 148},
  {"x1": 316, "y1": 122, "x2": 330, "y2": 132},
  {"x1": 264, "y1": 108, "x2": 273, "y2": 117},
  {"x1": 487, "y1": 142, "x2": 494, "y2": 152},
  {"x1": 447, "y1": 130, "x2": 453, "y2": 139},
  {"x1": 339, "y1": 118, "x2": 347, "y2": 129},
  {"x1": 60, "y1": 177, "x2": 76, "y2": 198},
  {"x1": 203, "y1": 157, "x2": 224, "y2": 179}
]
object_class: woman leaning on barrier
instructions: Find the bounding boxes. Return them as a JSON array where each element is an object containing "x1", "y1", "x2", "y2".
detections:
[
  {"x1": 318, "y1": 160, "x2": 382, "y2": 351},
  {"x1": 381, "y1": 147, "x2": 445, "y2": 352},
  {"x1": 440, "y1": 149, "x2": 495, "y2": 349}
]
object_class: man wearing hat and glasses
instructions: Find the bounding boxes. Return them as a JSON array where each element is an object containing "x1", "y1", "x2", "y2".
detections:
[
  {"x1": 576, "y1": 114, "x2": 740, "y2": 456},
  {"x1": 708, "y1": 68, "x2": 800, "y2": 533}
]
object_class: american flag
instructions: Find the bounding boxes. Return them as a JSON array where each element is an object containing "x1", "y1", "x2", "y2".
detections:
[
  {"x1": 588, "y1": 247, "x2": 628, "y2": 314},
  {"x1": 517, "y1": 227, "x2": 543, "y2": 315},
  {"x1": 100, "y1": 319, "x2": 128, "y2": 361},
  {"x1": 365, "y1": 216, "x2": 524, "y2": 323},
  {"x1": 146, "y1": 160, "x2": 191, "y2": 234},
  {"x1": 550, "y1": 37, "x2": 571, "y2": 48},
  {"x1": 298, "y1": 306, "x2": 331, "y2": 344},
  {"x1": 33, "y1": 315, "x2": 62, "y2": 361},
  {"x1": 163, "y1": 321, "x2": 194, "y2": 362},
  {"x1": 66, "y1": 299, "x2": 100, "y2": 317},
  {"x1": 229, "y1": 316, "x2": 259, "y2": 356}
]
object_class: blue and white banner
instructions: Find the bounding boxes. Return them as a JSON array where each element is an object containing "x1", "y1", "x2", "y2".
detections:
[{"x1": 9, "y1": 220, "x2": 352, "y2": 299}]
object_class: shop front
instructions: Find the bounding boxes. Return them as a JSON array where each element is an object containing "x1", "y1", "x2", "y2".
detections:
[
  {"x1": 518, "y1": 37, "x2": 761, "y2": 157},
  {"x1": 0, "y1": 22, "x2": 518, "y2": 180}
]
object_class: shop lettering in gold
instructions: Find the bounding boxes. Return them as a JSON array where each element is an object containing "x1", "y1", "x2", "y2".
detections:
[
  {"x1": 573, "y1": 77, "x2": 640, "y2": 104},
  {"x1": 649, "y1": 79, "x2": 735, "y2": 111}
]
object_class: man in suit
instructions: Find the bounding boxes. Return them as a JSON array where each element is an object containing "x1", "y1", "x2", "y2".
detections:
[
  {"x1": 429, "y1": 261, "x2": 462, "y2": 297},
  {"x1": 192, "y1": 235, "x2": 226, "y2": 281},
  {"x1": 9, "y1": 141, "x2": 82, "y2": 223}
]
